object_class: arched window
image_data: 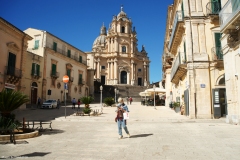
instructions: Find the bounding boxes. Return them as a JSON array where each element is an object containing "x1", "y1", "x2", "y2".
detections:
[
  {"x1": 218, "y1": 77, "x2": 225, "y2": 85},
  {"x1": 121, "y1": 26, "x2": 125, "y2": 33},
  {"x1": 122, "y1": 46, "x2": 126, "y2": 53}
]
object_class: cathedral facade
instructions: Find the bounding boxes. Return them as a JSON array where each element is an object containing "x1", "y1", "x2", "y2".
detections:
[{"x1": 87, "y1": 7, "x2": 150, "y2": 86}]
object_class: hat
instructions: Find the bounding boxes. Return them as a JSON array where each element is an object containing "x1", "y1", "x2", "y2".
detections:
[{"x1": 118, "y1": 97, "x2": 124, "y2": 103}]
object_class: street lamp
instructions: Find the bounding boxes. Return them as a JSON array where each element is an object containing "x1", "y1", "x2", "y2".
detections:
[
  {"x1": 153, "y1": 84, "x2": 156, "y2": 109},
  {"x1": 100, "y1": 85, "x2": 103, "y2": 112},
  {"x1": 114, "y1": 88, "x2": 117, "y2": 103}
]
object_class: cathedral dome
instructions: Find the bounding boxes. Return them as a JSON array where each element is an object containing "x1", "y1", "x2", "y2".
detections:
[
  {"x1": 92, "y1": 34, "x2": 106, "y2": 49},
  {"x1": 92, "y1": 24, "x2": 107, "y2": 49}
]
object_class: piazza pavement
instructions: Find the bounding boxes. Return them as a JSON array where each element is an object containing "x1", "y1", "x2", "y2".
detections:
[{"x1": 0, "y1": 102, "x2": 240, "y2": 160}]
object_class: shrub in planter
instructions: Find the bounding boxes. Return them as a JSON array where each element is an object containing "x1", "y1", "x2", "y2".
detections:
[
  {"x1": 80, "y1": 96, "x2": 94, "y2": 108},
  {"x1": 0, "y1": 113, "x2": 22, "y2": 135},
  {"x1": 104, "y1": 97, "x2": 115, "y2": 106},
  {"x1": 173, "y1": 102, "x2": 180, "y2": 109},
  {"x1": 83, "y1": 107, "x2": 91, "y2": 114}
]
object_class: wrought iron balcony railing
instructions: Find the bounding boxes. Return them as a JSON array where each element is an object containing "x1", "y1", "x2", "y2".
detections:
[
  {"x1": 78, "y1": 79, "x2": 85, "y2": 85},
  {"x1": 220, "y1": 0, "x2": 240, "y2": 31},
  {"x1": 45, "y1": 42, "x2": 87, "y2": 66},
  {"x1": 50, "y1": 71, "x2": 59, "y2": 78},
  {"x1": 31, "y1": 71, "x2": 42, "y2": 77},
  {"x1": 212, "y1": 47, "x2": 223, "y2": 60},
  {"x1": 5, "y1": 66, "x2": 22, "y2": 78},
  {"x1": 168, "y1": 11, "x2": 183, "y2": 50},
  {"x1": 206, "y1": 1, "x2": 221, "y2": 15}
]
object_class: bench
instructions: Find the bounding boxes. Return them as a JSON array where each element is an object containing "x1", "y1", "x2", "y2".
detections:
[{"x1": 25, "y1": 120, "x2": 52, "y2": 131}]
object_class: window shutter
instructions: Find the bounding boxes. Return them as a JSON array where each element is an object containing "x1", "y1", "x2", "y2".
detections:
[
  {"x1": 181, "y1": 2, "x2": 184, "y2": 18},
  {"x1": 32, "y1": 63, "x2": 35, "y2": 75},
  {"x1": 68, "y1": 50, "x2": 71, "y2": 58},
  {"x1": 8, "y1": 53, "x2": 16, "y2": 75},
  {"x1": 79, "y1": 56, "x2": 82, "y2": 63},
  {"x1": 53, "y1": 42, "x2": 57, "y2": 51},
  {"x1": 36, "y1": 64, "x2": 40, "y2": 76},
  {"x1": 67, "y1": 69, "x2": 71, "y2": 77},
  {"x1": 34, "y1": 40, "x2": 39, "y2": 49},
  {"x1": 184, "y1": 42, "x2": 187, "y2": 61},
  {"x1": 79, "y1": 74, "x2": 82, "y2": 83},
  {"x1": 214, "y1": 33, "x2": 221, "y2": 57},
  {"x1": 52, "y1": 64, "x2": 56, "y2": 75}
]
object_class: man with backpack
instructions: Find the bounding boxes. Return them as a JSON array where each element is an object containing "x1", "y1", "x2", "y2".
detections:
[{"x1": 115, "y1": 97, "x2": 130, "y2": 139}]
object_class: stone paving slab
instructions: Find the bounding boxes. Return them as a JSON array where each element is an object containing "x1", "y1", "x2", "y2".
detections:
[{"x1": 0, "y1": 102, "x2": 239, "y2": 160}]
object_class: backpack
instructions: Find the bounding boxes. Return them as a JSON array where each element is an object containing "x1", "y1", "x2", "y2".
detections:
[{"x1": 117, "y1": 109, "x2": 123, "y2": 118}]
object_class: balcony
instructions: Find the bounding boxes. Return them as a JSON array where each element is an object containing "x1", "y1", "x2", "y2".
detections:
[
  {"x1": 206, "y1": 1, "x2": 221, "y2": 15},
  {"x1": 220, "y1": 0, "x2": 240, "y2": 33},
  {"x1": 31, "y1": 71, "x2": 42, "y2": 79},
  {"x1": 168, "y1": 11, "x2": 184, "y2": 55},
  {"x1": 5, "y1": 66, "x2": 22, "y2": 84},
  {"x1": 78, "y1": 79, "x2": 85, "y2": 85},
  {"x1": 212, "y1": 47, "x2": 223, "y2": 60},
  {"x1": 46, "y1": 42, "x2": 87, "y2": 66},
  {"x1": 50, "y1": 71, "x2": 59, "y2": 78},
  {"x1": 170, "y1": 53, "x2": 187, "y2": 84}
]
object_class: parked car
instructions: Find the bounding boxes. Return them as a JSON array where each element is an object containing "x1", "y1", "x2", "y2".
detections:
[{"x1": 41, "y1": 99, "x2": 57, "y2": 109}]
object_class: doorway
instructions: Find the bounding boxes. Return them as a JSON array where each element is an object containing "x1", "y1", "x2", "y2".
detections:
[
  {"x1": 101, "y1": 75, "x2": 105, "y2": 85},
  {"x1": 138, "y1": 78, "x2": 142, "y2": 86},
  {"x1": 31, "y1": 82, "x2": 38, "y2": 104},
  {"x1": 120, "y1": 71, "x2": 127, "y2": 84},
  {"x1": 212, "y1": 88, "x2": 226, "y2": 118}
]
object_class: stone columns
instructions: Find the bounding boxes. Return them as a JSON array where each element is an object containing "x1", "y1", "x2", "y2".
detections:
[
  {"x1": 97, "y1": 58, "x2": 100, "y2": 79},
  {"x1": 114, "y1": 37, "x2": 118, "y2": 52},
  {"x1": 114, "y1": 58, "x2": 118, "y2": 84},
  {"x1": 131, "y1": 39, "x2": 133, "y2": 54},
  {"x1": 131, "y1": 60, "x2": 135, "y2": 85}
]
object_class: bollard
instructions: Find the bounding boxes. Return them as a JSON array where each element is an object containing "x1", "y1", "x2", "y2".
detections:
[{"x1": 23, "y1": 117, "x2": 25, "y2": 129}]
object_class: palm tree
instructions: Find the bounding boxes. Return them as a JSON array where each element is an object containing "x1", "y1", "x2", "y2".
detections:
[{"x1": 0, "y1": 89, "x2": 29, "y2": 117}]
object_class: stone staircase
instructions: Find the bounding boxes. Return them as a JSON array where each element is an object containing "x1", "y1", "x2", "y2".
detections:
[{"x1": 93, "y1": 81, "x2": 147, "y2": 102}]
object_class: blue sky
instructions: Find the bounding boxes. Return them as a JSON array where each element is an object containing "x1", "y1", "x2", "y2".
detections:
[{"x1": 1, "y1": 0, "x2": 172, "y2": 83}]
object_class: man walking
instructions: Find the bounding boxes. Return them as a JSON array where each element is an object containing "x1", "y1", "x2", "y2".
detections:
[
  {"x1": 72, "y1": 98, "x2": 76, "y2": 109},
  {"x1": 37, "y1": 97, "x2": 41, "y2": 108}
]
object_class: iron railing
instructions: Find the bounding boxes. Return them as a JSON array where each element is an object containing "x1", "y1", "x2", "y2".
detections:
[
  {"x1": 45, "y1": 42, "x2": 87, "y2": 65},
  {"x1": 220, "y1": 0, "x2": 240, "y2": 30},
  {"x1": 5, "y1": 66, "x2": 22, "y2": 78},
  {"x1": 31, "y1": 71, "x2": 42, "y2": 77},
  {"x1": 212, "y1": 47, "x2": 223, "y2": 60},
  {"x1": 168, "y1": 11, "x2": 183, "y2": 50},
  {"x1": 78, "y1": 79, "x2": 85, "y2": 85},
  {"x1": 50, "y1": 71, "x2": 59, "y2": 78},
  {"x1": 170, "y1": 53, "x2": 181, "y2": 80},
  {"x1": 206, "y1": 1, "x2": 221, "y2": 15}
]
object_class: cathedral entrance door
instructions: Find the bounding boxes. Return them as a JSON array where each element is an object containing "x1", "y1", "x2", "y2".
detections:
[{"x1": 120, "y1": 71, "x2": 127, "y2": 84}]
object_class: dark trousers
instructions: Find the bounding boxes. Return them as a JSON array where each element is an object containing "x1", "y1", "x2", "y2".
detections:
[{"x1": 72, "y1": 103, "x2": 76, "y2": 109}]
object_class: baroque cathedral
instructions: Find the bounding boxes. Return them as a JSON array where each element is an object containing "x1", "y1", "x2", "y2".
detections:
[{"x1": 87, "y1": 6, "x2": 150, "y2": 86}]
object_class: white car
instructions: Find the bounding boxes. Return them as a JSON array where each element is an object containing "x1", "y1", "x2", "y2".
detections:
[{"x1": 41, "y1": 99, "x2": 57, "y2": 109}]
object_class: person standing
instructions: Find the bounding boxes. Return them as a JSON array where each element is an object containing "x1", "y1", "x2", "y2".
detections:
[
  {"x1": 37, "y1": 97, "x2": 41, "y2": 108},
  {"x1": 129, "y1": 97, "x2": 133, "y2": 105},
  {"x1": 77, "y1": 99, "x2": 81, "y2": 110},
  {"x1": 115, "y1": 97, "x2": 130, "y2": 139},
  {"x1": 57, "y1": 99, "x2": 61, "y2": 109},
  {"x1": 72, "y1": 98, "x2": 76, "y2": 109},
  {"x1": 126, "y1": 97, "x2": 129, "y2": 105}
]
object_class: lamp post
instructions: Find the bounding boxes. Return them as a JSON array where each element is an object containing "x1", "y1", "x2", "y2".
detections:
[
  {"x1": 100, "y1": 85, "x2": 103, "y2": 112},
  {"x1": 145, "y1": 85, "x2": 149, "y2": 106},
  {"x1": 153, "y1": 84, "x2": 156, "y2": 109},
  {"x1": 114, "y1": 88, "x2": 117, "y2": 103}
]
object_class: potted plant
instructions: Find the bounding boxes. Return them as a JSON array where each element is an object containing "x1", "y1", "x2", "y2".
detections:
[
  {"x1": 173, "y1": 102, "x2": 180, "y2": 113},
  {"x1": 80, "y1": 96, "x2": 94, "y2": 114},
  {"x1": 103, "y1": 97, "x2": 115, "y2": 107},
  {"x1": 0, "y1": 89, "x2": 29, "y2": 134}
]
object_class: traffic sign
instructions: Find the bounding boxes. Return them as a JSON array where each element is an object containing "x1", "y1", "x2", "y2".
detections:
[{"x1": 63, "y1": 75, "x2": 69, "y2": 83}]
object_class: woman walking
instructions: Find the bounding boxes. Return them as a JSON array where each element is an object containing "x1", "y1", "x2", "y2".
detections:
[{"x1": 115, "y1": 97, "x2": 130, "y2": 139}]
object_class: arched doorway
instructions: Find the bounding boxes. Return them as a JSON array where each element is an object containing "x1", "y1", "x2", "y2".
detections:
[
  {"x1": 31, "y1": 82, "x2": 38, "y2": 104},
  {"x1": 120, "y1": 71, "x2": 127, "y2": 84}
]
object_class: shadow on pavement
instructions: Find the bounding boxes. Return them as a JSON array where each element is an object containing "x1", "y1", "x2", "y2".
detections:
[
  {"x1": 130, "y1": 133, "x2": 153, "y2": 138},
  {"x1": 39, "y1": 129, "x2": 65, "y2": 135},
  {"x1": 0, "y1": 152, "x2": 51, "y2": 159}
]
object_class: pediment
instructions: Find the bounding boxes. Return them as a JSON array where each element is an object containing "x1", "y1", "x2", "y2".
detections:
[
  {"x1": 7, "y1": 42, "x2": 20, "y2": 51},
  {"x1": 66, "y1": 63, "x2": 73, "y2": 69}
]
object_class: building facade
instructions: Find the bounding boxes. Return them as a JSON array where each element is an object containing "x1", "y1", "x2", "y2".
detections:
[
  {"x1": 162, "y1": 0, "x2": 225, "y2": 118},
  {"x1": 87, "y1": 7, "x2": 150, "y2": 86},
  {"x1": 24, "y1": 28, "x2": 89, "y2": 102},
  {"x1": 220, "y1": 0, "x2": 240, "y2": 124},
  {"x1": 0, "y1": 17, "x2": 32, "y2": 96}
]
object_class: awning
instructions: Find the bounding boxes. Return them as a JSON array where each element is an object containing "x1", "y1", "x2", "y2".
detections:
[
  {"x1": 146, "y1": 87, "x2": 166, "y2": 93},
  {"x1": 139, "y1": 91, "x2": 151, "y2": 96}
]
